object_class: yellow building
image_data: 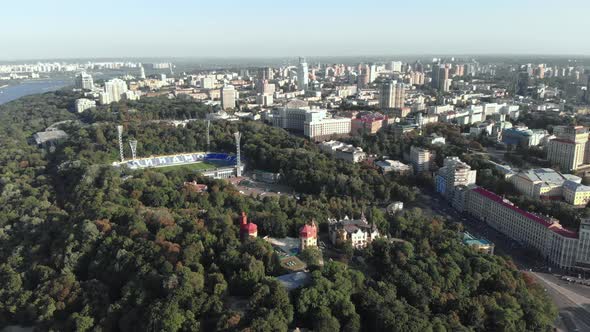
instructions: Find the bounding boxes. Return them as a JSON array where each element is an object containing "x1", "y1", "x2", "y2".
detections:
[
  {"x1": 547, "y1": 138, "x2": 586, "y2": 171},
  {"x1": 563, "y1": 180, "x2": 590, "y2": 207},
  {"x1": 547, "y1": 126, "x2": 589, "y2": 171}
]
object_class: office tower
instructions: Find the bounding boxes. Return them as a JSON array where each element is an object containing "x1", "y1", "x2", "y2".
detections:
[
  {"x1": 104, "y1": 78, "x2": 128, "y2": 103},
  {"x1": 586, "y1": 76, "x2": 590, "y2": 104},
  {"x1": 260, "y1": 67, "x2": 274, "y2": 80},
  {"x1": 431, "y1": 64, "x2": 440, "y2": 89},
  {"x1": 547, "y1": 126, "x2": 589, "y2": 171},
  {"x1": 438, "y1": 65, "x2": 450, "y2": 92},
  {"x1": 414, "y1": 61, "x2": 424, "y2": 73},
  {"x1": 297, "y1": 57, "x2": 309, "y2": 91},
  {"x1": 139, "y1": 65, "x2": 146, "y2": 79},
  {"x1": 75, "y1": 72, "x2": 94, "y2": 90},
  {"x1": 390, "y1": 61, "x2": 402, "y2": 72},
  {"x1": 379, "y1": 80, "x2": 395, "y2": 109},
  {"x1": 160, "y1": 73, "x2": 167, "y2": 82},
  {"x1": 379, "y1": 81, "x2": 405, "y2": 109},
  {"x1": 220, "y1": 85, "x2": 237, "y2": 110},
  {"x1": 517, "y1": 71, "x2": 530, "y2": 96},
  {"x1": 357, "y1": 65, "x2": 370, "y2": 89},
  {"x1": 368, "y1": 63, "x2": 377, "y2": 83},
  {"x1": 394, "y1": 82, "x2": 405, "y2": 108}
]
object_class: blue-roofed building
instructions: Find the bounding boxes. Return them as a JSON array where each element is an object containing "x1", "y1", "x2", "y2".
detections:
[
  {"x1": 501, "y1": 126, "x2": 548, "y2": 147},
  {"x1": 463, "y1": 232, "x2": 495, "y2": 255}
]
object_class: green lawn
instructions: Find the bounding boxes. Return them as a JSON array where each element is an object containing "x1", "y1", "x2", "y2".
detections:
[{"x1": 154, "y1": 162, "x2": 217, "y2": 172}]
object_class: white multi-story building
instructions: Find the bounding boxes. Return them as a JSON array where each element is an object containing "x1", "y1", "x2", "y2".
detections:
[
  {"x1": 464, "y1": 186, "x2": 580, "y2": 269},
  {"x1": 410, "y1": 146, "x2": 435, "y2": 173},
  {"x1": 74, "y1": 98, "x2": 96, "y2": 113},
  {"x1": 220, "y1": 85, "x2": 237, "y2": 110},
  {"x1": 75, "y1": 72, "x2": 94, "y2": 90},
  {"x1": 510, "y1": 168, "x2": 581, "y2": 199},
  {"x1": 319, "y1": 140, "x2": 365, "y2": 163},
  {"x1": 103, "y1": 78, "x2": 128, "y2": 104},
  {"x1": 328, "y1": 215, "x2": 380, "y2": 248},
  {"x1": 297, "y1": 57, "x2": 309, "y2": 91},
  {"x1": 304, "y1": 116, "x2": 351, "y2": 141},
  {"x1": 200, "y1": 76, "x2": 215, "y2": 89},
  {"x1": 435, "y1": 157, "x2": 477, "y2": 199}
]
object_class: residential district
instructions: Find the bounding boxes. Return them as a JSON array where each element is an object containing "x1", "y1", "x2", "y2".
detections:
[{"x1": 10, "y1": 56, "x2": 590, "y2": 330}]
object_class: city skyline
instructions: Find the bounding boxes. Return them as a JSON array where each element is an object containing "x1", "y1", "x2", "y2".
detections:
[{"x1": 2, "y1": 0, "x2": 590, "y2": 61}]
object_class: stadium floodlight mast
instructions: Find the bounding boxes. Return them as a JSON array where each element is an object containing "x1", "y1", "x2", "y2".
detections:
[
  {"x1": 206, "y1": 120, "x2": 210, "y2": 152},
  {"x1": 234, "y1": 131, "x2": 242, "y2": 177},
  {"x1": 129, "y1": 139, "x2": 138, "y2": 160},
  {"x1": 117, "y1": 125, "x2": 124, "y2": 162}
]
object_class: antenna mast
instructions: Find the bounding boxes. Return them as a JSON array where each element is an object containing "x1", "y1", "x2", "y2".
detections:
[{"x1": 117, "y1": 125, "x2": 124, "y2": 162}]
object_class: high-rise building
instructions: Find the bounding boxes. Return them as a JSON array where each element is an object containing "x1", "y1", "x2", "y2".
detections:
[
  {"x1": 517, "y1": 71, "x2": 530, "y2": 96},
  {"x1": 430, "y1": 61, "x2": 440, "y2": 89},
  {"x1": 220, "y1": 85, "x2": 237, "y2": 110},
  {"x1": 75, "y1": 72, "x2": 94, "y2": 90},
  {"x1": 103, "y1": 78, "x2": 128, "y2": 103},
  {"x1": 379, "y1": 80, "x2": 405, "y2": 109},
  {"x1": 390, "y1": 61, "x2": 402, "y2": 72},
  {"x1": 438, "y1": 65, "x2": 450, "y2": 92},
  {"x1": 357, "y1": 65, "x2": 370, "y2": 89},
  {"x1": 435, "y1": 157, "x2": 477, "y2": 198},
  {"x1": 379, "y1": 80, "x2": 395, "y2": 109},
  {"x1": 547, "y1": 126, "x2": 589, "y2": 171},
  {"x1": 260, "y1": 67, "x2": 274, "y2": 80},
  {"x1": 139, "y1": 65, "x2": 146, "y2": 80},
  {"x1": 410, "y1": 146, "x2": 435, "y2": 173},
  {"x1": 394, "y1": 82, "x2": 405, "y2": 108},
  {"x1": 297, "y1": 57, "x2": 309, "y2": 91},
  {"x1": 368, "y1": 63, "x2": 377, "y2": 83}
]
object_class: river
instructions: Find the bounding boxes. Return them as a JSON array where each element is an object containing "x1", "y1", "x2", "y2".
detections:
[{"x1": 0, "y1": 79, "x2": 72, "y2": 105}]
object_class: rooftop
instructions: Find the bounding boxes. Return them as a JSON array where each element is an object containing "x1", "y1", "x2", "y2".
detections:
[
  {"x1": 472, "y1": 187, "x2": 577, "y2": 239},
  {"x1": 517, "y1": 168, "x2": 580, "y2": 187},
  {"x1": 33, "y1": 130, "x2": 68, "y2": 145}
]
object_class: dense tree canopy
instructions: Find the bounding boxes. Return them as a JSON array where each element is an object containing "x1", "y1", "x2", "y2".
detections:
[{"x1": 0, "y1": 92, "x2": 557, "y2": 331}]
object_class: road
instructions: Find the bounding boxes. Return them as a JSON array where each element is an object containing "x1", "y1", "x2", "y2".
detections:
[
  {"x1": 412, "y1": 188, "x2": 590, "y2": 332},
  {"x1": 532, "y1": 272, "x2": 590, "y2": 331}
]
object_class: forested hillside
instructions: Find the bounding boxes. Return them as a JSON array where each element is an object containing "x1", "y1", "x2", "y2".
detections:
[{"x1": 0, "y1": 92, "x2": 556, "y2": 331}]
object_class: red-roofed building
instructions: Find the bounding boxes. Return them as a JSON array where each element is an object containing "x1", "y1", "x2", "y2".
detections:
[
  {"x1": 351, "y1": 113, "x2": 388, "y2": 135},
  {"x1": 299, "y1": 220, "x2": 318, "y2": 250},
  {"x1": 239, "y1": 212, "x2": 257, "y2": 239},
  {"x1": 465, "y1": 186, "x2": 579, "y2": 269}
]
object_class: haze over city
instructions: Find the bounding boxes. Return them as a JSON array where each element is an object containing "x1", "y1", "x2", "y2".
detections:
[
  {"x1": 3, "y1": 1, "x2": 590, "y2": 332},
  {"x1": 2, "y1": 0, "x2": 590, "y2": 60}
]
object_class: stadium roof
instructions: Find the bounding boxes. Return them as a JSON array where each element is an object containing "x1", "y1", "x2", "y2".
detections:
[{"x1": 33, "y1": 130, "x2": 68, "y2": 145}]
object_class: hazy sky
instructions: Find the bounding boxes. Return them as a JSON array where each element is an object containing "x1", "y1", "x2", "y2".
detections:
[{"x1": 2, "y1": 0, "x2": 590, "y2": 60}]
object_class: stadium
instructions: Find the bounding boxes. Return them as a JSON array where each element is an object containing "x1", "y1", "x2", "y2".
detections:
[
  {"x1": 111, "y1": 127, "x2": 244, "y2": 179},
  {"x1": 112, "y1": 152, "x2": 244, "y2": 179}
]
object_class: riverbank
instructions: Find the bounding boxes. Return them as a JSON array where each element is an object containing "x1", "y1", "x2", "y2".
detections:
[{"x1": 0, "y1": 79, "x2": 71, "y2": 105}]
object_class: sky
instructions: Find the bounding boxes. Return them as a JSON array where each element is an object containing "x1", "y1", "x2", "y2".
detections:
[{"x1": 2, "y1": 0, "x2": 590, "y2": 60}]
